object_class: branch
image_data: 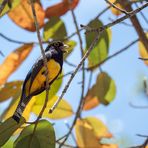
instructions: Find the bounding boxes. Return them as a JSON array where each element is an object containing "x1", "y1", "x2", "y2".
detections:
[
  {"x1": 104, "y1": 0, "x2": 129, "y2": 15},
  {"x1": 119, "y1": 0, "x2": 148, "y2": 52},
  {"x1": 49, "y1": 34, "x2": 100, "y2": 112},
  {"x1": 81, "y1": 2, "x2": 148, "y2": 34},
  {"x1": 134, "y1": 3, "x2": 148, "y2": 25},
  {"x1": 29, "y1": 0, "x2": 50, "y2": 143},
  {"x1": 87, "y1": 38, "x2": 139, "y2": 70},
  {"x1": 69, "y1": 0, "x2": 85, "y2": 118},
  {"x1": 129, "y1": 136, "x2": 148, "y2": 148}
]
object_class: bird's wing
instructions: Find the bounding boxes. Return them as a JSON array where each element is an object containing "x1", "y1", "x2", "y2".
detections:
[{"x1": 22, "y1": 52, "x2": 52, "y2": 100}]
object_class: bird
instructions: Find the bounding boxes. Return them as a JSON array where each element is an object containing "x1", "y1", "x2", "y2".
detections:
[{"x1": 12, "y1": 41, "x2": 68, "y2": 123}]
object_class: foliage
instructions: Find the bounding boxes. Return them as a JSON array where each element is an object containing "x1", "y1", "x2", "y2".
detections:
[{"x1": 0, "y1": 0, "x2": 147, "y2": 147}]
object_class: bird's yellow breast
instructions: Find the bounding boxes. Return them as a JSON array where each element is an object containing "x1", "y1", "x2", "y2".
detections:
[{"x1": 28, "y1": 59, "x2": 61, "y2": 95}]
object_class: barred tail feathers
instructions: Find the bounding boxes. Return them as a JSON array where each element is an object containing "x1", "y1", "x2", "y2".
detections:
[{"x1": 12, "y1": 101, "x2": 26, "y2": 123}]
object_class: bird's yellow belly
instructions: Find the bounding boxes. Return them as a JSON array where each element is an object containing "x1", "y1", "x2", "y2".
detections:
[{"x1": 29, "y1": 59, "x2": 61, "y2": 95}]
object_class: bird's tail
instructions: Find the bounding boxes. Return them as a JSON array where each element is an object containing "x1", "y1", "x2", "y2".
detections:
[{"x1": 12, "y1": 101, "x2": 26, "y2": 123}]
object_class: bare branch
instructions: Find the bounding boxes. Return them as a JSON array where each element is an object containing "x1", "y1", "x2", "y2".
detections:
[
  {"x1": 104, "y1": 0, "x2": 129, "y2": 15},
  {"x1": 87, "y1": 38, "x2": 139, "y2": 70},
  {"x1": 119, "y1": 1, "x2": 148, "y2": 52},
  {"x1": 29, "y1": 0, "x2": 50, "y2": 144}
]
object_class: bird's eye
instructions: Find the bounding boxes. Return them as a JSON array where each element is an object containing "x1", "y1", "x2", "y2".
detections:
[{"x1": 54, "y1": 42, "x2": 59, "y2": 47}]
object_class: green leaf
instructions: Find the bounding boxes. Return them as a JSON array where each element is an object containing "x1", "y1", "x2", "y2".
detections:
[
  {"x1": 0, "y1": 0, "x2": 21, "y2": 17},
  {"x1": 85, "y1": 19, "x2": 112, "y2": 70},
  {"x1": 83, "y1": 72, "x2": 116, "y2": 110},
  {"x1": 0, "y1": 117, "x2": 25, "y2": 147},
  {"x1": 35, "y1": 72, "x2": 63, "y2": 104},
  {"x1": 0, "y1": 81, "x2": 23, "y2": 102},
  {"x1": 32, "y1": 96, "x2": 73, "y2": 119},
  {"x1": 63, "y1": 40, "x2": 77, "y2": 60},
  {"x1": 43, "y1": 17, "x2": 67, "y2": 41},
  {"x1": 2, "y1": 139, "x2": 14, "y2": 148},
  {"x1": 14, "y1": 120, "x2": 55, "y2": 148}
]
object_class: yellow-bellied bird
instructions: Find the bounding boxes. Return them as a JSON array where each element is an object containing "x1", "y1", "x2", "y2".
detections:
[{"x1": 12, "y1": 41, "x2": 68, "y2": 123}]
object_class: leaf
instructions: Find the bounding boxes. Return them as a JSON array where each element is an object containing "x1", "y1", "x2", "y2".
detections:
[
  {"x1": 85, "y1": 19, "x2": 111, "y2": 70},
  {"x1": 45, "y1": 0, "x2": 79, "y2": 18},
  {"x1": 0, "y1": 117, "x2": 25, "y2": 147},
  {"x1": 83, "y1": 72, "x2": 116, "y2": 110},
  {"x1": 14, "y1": 120, "x2": 55, "y2": 148},
  {"x1": 63, "y1": 40, "x2": 77, "y2": 60},
  {"x1": 0, "y1": 0, "x2": 21, "y2": 17},
  {"x1": 138, "y1": 33, "x2": 148, "y2": 65},
  {"x1": 101, "y1": 144, "x2": 118, "y2": 148},
  {"x1": 83, "y1": 117, "x2": 112, "y2": 139},
  {"x1": 75, "y1": 119, "x2": 101, "y2": 148},
  {"x1": 109, "y1": 0, "x2": 123, "y2": 16},
  {"x1": 43, "y1": 17, "x2": 67, "y2": 41},
  {"x1": 32, "y1": 96, "x2": 73, "y2": 119},
  {"x1": 35, "y1": 72, "x2": 63, "y2": 105},
  {"x1": 2, "y1": 139, "x2": 14, "y2": 148},
  {"x1": 0, "y1": 44, "x2": 34, "y2": 86},
  {"x1": 0, "y1": 81, "x2": 22, "y2": 102},
  {"x1": 8, "y1": 0, "x2": 45, "y2": 32}
]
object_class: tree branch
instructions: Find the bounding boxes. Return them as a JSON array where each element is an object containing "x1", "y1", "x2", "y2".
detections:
[
  {"x1": 119, "y1": 0, "x2": 148, "y2": 52},
  {"x1": 29, "y1": 0, "x2": 50, "y2": 143}
]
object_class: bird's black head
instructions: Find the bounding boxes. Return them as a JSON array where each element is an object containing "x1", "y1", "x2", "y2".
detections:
[{"x1": 45, "y1": 41, "x2": 68, "y2": 53}]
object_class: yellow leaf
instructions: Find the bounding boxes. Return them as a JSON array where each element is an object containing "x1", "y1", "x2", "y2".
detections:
[
  {"x1": 32, "y1": 96, "x2": 73, "y2": 119},
  {"x1": 109, "y1": 0, "x2": 123, "y2": 16},
  {"x1": 138, "y1": 33, "x2": 148, "y2": 65},
  {"x1": 0, "y1": 44, "x2": 33, "y2": 86},
  {"x1": 75, "y1": 119, "x2": 101, "y2": 148},
  {"x1": 83, "y1": 117, "x2": 112, "y2": 139},
  {"x1": 8, "y1": 0, "x2": 45, "y2": 32}
]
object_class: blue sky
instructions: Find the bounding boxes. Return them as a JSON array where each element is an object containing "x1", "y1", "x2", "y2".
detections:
[{"x1": 0, "y1": 0, "x2": 148, "y2": 147}]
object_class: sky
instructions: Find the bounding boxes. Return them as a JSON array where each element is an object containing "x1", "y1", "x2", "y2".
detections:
[{"x1": 0, "y1": 0, "x2": 148, "y2": 147}]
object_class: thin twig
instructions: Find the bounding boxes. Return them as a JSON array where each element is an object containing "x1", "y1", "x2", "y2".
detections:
[
  {"x1": 139, "y1": 57, "x2": 148, "y2": 60},
  {"x1": 87, "y1": 38, "x2": 139, "y2": 70},
  {"x1": 104, "y1": 0, "x2": 129, "y2": 15},
  {"x1": 69, "y1": 0, "x2": 85, "y2": 118},
  {"x1": 95, "y1": 5, "x2": 111, "y2": 19},
  {"x1": 64, "y1": 121, "x2": 77, "y2": 144},
  {"x1": 58, "y1": 34, "x2": 101, "y2": 147},
  {"x1": 108, "y1": 17, "x2": 148, "y2": 32},
  {"x1": 29, "y1": 0, "x2": 50, "y2": 145},
  {"x1": 134, "y1": 2, "x2": 148, "y2": 25},
  {"x1": 129, "y1": 102, "x2": 148, "y2": 109},
  {"x1": 49, "y1": 34, "x2": 100, "y2": 113},
  {"x1": 81, "y1": 2, "x2": 148, "y2": 33}
]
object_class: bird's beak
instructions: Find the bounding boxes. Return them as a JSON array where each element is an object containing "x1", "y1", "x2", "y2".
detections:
[{"x1": 61, "y1": 44, "x2": 69, "y2": 53}]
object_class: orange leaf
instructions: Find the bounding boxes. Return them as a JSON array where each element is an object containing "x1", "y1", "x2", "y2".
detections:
[
  {"x1": 8, "y1": 0, "x2": 45, "y2": 32},
  {"x1": 0, "y1": 44, "x2": 33, "y2": 85},
  {"x1": 45, "y1": 0, "x2": 79, "y2": 18},
  {"x1": 83, "y1": 91, "x2": 100, "y2": 110},
  {"x1": 101, "y1": 144, "x2": 118, "y2": 148}
]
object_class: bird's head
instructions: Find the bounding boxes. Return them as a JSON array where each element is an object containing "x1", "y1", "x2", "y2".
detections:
[{"x1": 45, "y1": 41, "x2": 69, "y2": 53}]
